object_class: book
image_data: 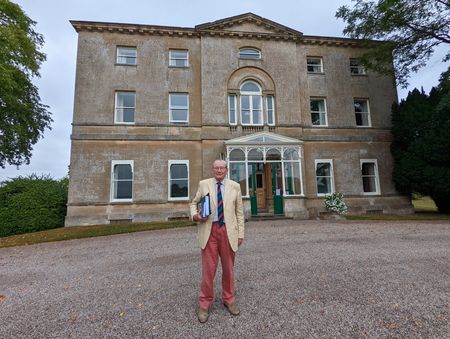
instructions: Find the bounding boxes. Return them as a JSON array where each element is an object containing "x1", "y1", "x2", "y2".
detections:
[{"x1": 198, "y1": 193, "x2": 211, "y2": 218}]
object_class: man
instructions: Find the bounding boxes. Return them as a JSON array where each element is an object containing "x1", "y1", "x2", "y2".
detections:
[{"x1": 190, "y1": 159, "x2": 245, "y2": 323}]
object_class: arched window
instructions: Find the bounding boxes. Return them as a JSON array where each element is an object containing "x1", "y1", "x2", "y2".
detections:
[
  {"x1": 240, "y1": 81, "x2": 263, "y2": 125},
  {"x1": 239, "y1": 48, "x2": 261, "y2": 60}
]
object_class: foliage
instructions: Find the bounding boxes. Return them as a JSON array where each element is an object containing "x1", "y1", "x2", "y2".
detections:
[
  {"x1": 324, "y1": 192, "x2": 348, "y2": 214},
  {"x1": 0, "y1": 174, "x2": 68, "y2": 237},
  {"x1": 391, "y1": 67, "x2": 450, "y2": 213},
  {"x1": 336, "y1": 0, "x2": 450, "y2": 87},
  {"x1": 0, "y1": 0, "x2": 51, "y2": 168}
]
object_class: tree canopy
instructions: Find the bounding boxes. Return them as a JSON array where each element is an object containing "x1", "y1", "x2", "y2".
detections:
[
  {"x1": 0, "y1": 0, "x2": 51, "y2": 168},
  {"x1": 391, "y1": 67, "x2": 450, "y2": 213},
  {"x1": 336, "y1": 0, "x2": 450, "y2": 87}
]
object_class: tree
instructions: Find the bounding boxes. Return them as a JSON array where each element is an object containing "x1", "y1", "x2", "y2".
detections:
[
  {"x1": 336, "y1": 0, "x2": 450, "y2": 87},
  {"x1": 0, "y1": 0, "x2": 51, "y2": 168},
  {"x1": 391, "y1": 67, "x2": 450, "y2": 213}
]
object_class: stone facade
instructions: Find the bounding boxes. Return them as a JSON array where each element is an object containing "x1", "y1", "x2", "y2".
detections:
[{"x1": 66, "y1": 13, "x2": 413, "y2": 226}]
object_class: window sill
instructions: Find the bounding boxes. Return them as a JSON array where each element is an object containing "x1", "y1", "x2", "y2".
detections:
[
  {"x1": 168, "y1": 198, "x2": 190, "y2": 202},
  {"x1": 115, "y1": 63, "x2": 137, "y2": 67},
  {"x1": 168, "y1": 66, "x2": 189, "y2": 69},
  {"x1": 114, "y1": 122, "x2": 135, "y2": 125},
  {"x1": 110, "y1": 200, "x2": 133, "y2": 204},
  {"x1": 307, "y1": 72, "x2": 324, "y2": 75}
]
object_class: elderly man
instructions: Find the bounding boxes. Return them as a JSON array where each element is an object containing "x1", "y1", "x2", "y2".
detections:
[{"x1": 190, "y1": 159, "x2": 245, "y2": 323}]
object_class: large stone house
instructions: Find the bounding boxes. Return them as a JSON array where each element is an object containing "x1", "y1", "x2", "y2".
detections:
[{"x1": 65, "y1": 12, "x2": 412, "y2": 226}]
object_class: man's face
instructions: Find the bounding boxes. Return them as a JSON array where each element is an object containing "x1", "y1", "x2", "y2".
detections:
[{"x1": 212, "y1": 161, "x2": 227, "y2": 182}]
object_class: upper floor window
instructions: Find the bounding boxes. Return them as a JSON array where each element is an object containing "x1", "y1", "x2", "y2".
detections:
[
  {"x1": 239, "y1": 48, "x2": 261, "y2": 60},
  {"x1": 350, "y1": 58, "x2": 366, "y2": 75},
  {"x1": 116, "y1": 47, "x2": 137, "y2": 65},
  {"x1": 315, "y1": 160, "x2": 334, "y2": 196},
  {"x1": 169, "y1": 93, "x2": 189, "y2": 123},
  {"x1": 307, "y1": 57, "x2": 323, "y2": 73},
  {"x1": 310, "y1": 98, "x2": 328, "y2": 126},
  {"x1": 354, "y1": 99, "x2": 371, "y2": 127},
  {"x1": 228, "y1": 95, "x2": 237, "y2": 125},
  {"x1": 111, "y1": 160, "x2": 133, "y2": 202},
  {"x1": 361, "y1": 159, "x2": 380, "y2": 195},
  {"x1": 115, "y1": 91, "x2": 135, "y2": 124},
  {"x1": 169, "y1": 50, "x2": 189, "y2": 67},
  {"x1": 266, "y1": 95, "x2": 275, "y2": 126},
  {"x1": 240, "y1": 81, "x2": 263, "y2": 125},
  {"x1": 168, "y1": 160, "x2": 189, "y2": 200}
]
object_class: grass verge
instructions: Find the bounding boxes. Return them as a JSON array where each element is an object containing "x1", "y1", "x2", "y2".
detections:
[
  {"x1": 0, "y1": 220, "x2": 195, "y2": 248},
  {"x1": 346, "y1": 213, "x2": 450, "y2": 221}
]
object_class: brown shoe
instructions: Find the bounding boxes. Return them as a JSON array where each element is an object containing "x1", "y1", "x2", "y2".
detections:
[
  {"x1": 198, "y1": 308, "x2": 209, "y2": 323},
  {"x1": 223, "y1": 302, "x2": 240, "y2": 316}
]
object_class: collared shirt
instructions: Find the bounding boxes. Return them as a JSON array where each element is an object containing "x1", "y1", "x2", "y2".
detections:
[{"x1": 213, "y1": 179, "x2": 225, "y2": 223}]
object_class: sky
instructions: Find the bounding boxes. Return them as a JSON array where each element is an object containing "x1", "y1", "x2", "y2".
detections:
[{"x1": 1, "y1": 0, "x2": 448, "y2": 182}]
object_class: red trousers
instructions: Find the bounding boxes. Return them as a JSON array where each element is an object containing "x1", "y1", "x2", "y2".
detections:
[{"x1": 199, "y1": 222, "x2": 236, "y2": 309}]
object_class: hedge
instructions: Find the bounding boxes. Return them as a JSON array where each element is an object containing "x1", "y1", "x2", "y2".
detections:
[{"x1": 0, "y1": 174, "x2": 68, "y2": 237}]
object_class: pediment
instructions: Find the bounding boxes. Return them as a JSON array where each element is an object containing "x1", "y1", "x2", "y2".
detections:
[
  {"x1": 195, "y1": 13, "x2": 302, "y2": 37},
  {"x1": 225, "y1": 132, "x2": 303, "y2": 145}
]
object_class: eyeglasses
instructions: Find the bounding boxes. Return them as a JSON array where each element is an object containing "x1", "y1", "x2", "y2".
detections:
[{"x1": 213, "y1": 167, "x2": 227, "y2": 170}]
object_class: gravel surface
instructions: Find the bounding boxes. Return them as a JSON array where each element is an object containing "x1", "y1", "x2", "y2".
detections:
[{"x1": 1, "y1": 220, "x2": 449, "y2": 338}]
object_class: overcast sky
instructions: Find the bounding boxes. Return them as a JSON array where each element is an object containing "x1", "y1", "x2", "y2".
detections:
[{"x1": 1, "y1": 0, "x2": 448, "y2": 182}]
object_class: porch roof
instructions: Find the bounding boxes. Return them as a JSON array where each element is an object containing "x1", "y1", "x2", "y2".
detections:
[{"x1": 224, "y1": 132, "x2": 303, "y2": 146}]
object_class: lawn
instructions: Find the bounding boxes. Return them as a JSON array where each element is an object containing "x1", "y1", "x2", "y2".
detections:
[{"x1": 0, "y1": 220, "x2": 195, "y2": 248}]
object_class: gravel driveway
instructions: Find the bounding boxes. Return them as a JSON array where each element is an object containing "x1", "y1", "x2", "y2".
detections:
[{"x1": 1, "y1": 220, "x2": 449, "y2": 338}]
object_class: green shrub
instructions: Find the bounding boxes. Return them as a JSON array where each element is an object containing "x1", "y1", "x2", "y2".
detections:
[
  {"x1": 0, "y1": 174, "x2": 68, "y2": 237},
  {"x1": 324, "y1": 192, "x2": 348, "y2": 214}
]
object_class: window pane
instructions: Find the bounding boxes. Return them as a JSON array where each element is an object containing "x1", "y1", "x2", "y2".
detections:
[
  {"x1": 117, "y1": 47, "x2": 136, "y2": 65},
  {"x1": 284, "y1": 149, "x2": 299, "y2": 160},
  {"x1": 230, "y1": 162, "x2": 246, "y2": 196},
  {"x1": 170, "y1": 179, "x2": 188, "y2": 198},
  {"x1": 253, "y1": 109, "x2": 262, "y2": 124},
  {"x1": 122, "y1": 108, "x2": 135, "y2": 123},
  {"x1": 170, "y1": 163, "x2": 187, "y2": 179},
  {"x1": 248, "y1": 148, "x2": 263, "y2": 161},
  {"x1": 311, "y1": 112, "x2": 321, "y2": 126},
  {"x1": 114, "y1": 164, "x2": 132, "y2": 180},
  {"x1": 316, "y1": 163, "x2": 331, "y2": 176},
  {"x1": 115, "y1": 180, "x2": 132, "y2": 199},
  {"x1": 241, "y1": 110, "x2": 251, "y2": 124},
  {"x1": 252, "y1": 96, "x2": 261, "y2": 109},
  {"x1": 229, "y1": 149, "x2": 245, "y2": 161},
  {"x1": 362, "y1": 163, "x2": 375, "y2": 175},
  {"x1": 310, "y1": 99, "x2": 325, "y2": 112},
  {"x1": 228, "y1": 95, "x2": 236, "y2": 124},
  {"x1": 266, "y1": 148, "x2": 281, "y2": 161},
  {"x1": 239, "y1": 48, "x2": 260, "y2": 59},
  {"x1": 317, "y1": 177, "x2": 331, "y2": 194},
  {"x1": 117, "y1": 92, "x2": 135, "y2": 107},
  {"x1": 241, "y1": 95, "x2": 250, "y2": 109},
  {"x1": 171, "y1": 94, "x2": 188, "y2": 107},
  {"x1": 171, "y1": 50, "x2": 187, "y2": 59},
  {"x1": 284, "y1": 161, "x2": 301, "y2": 195},
  {"x1": 241, "y1": 82, "x2": 260, "y2": 92},
  {"x1": 171, "y1": 109, "x2": 188, "y2": 121},
  {"x1": 307, "y1": 58, "x2": 322, "y2": 72},
  {"x1": 354, "y1": 100, "x2": 368, "y2": 113},
  {"x1": 356, "y1": 112, "x2": 369, "y2": 126},
  {"x1": 363, "y1": 176, "x2": 376, "y2": 192}
]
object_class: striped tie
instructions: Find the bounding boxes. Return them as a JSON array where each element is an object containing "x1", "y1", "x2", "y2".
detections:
[{"x1": 217, "y1": 182, "x2": 224, "y2": 226}]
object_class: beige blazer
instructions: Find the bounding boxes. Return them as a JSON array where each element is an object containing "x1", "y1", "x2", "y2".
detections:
[{"x1": 190, "y1": 178, "x2": 245, "y2": 252}]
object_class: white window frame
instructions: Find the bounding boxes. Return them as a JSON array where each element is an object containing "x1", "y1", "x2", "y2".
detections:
[
  {"x1": 168, "y1": 160, "x2": 189, "y2": 201},
  {"x1": 110, "y1": 160, "x2": 134, "y2": 202},
  {"x1": 350, "y1": 58, "x2": 366, "y2": 75},
  {"x1": 307, "y1": 57, "x2": 323, "y2": 73},
  {"x1": 169, "y1": 93, "x2": 189, "y2": 123},
  {"x1": 310, "y1": 97, "x2": 328, "y2": 127},
  {"x1": 114, "y1": 91, "x2": 135, "y2": 124},
  {"x1": 360, "y1": 159, "x2": 380, "y2": 195},
  {"x1": 169, "y1": 49, "x2": 189, "y2": 67},
  {"x1": 239, "y1": 48, "x2": 261, "y2": 60},
  {"x1": 354, "y1": 98, "x2": 372, "y2": 127},
  {"x1": 240, "y1": 81, "x2": 263, "y2": 126},
  {"x1": 116, "y1": 46, "x2": 137, "y2": 65},
  {"x1": 228, "y1": 94, "x2": 237, "y2": 125},
  {"x1": 315, "y1": 159, "x2": 335, "y2": 197},
  {"x1": 266, "y1": 95, "x2": 275, "y2": 126}
]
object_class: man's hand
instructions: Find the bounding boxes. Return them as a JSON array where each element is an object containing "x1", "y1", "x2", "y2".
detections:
[
  {"x1": 193, "y1": 214, "x2": 209, "y2": 222},
  {"x1": 238, "y1": 238, "x2": 244, "y2": 247}
]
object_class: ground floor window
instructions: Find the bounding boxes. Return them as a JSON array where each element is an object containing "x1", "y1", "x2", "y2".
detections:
[
  {"x1": 168, "y1": 160, "x2": 189, "y2": 200},
  {"x1": 315, "y1": 159, "x2": 334, "y2": 196},
  {"x1": 361, "y1": 159, "x2": 380, "y2": 194},
  {"x1": 111, "y1": 160, "x2": 133, "y2": 202}
]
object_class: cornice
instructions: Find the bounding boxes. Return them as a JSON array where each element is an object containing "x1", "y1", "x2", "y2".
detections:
[{"x1": 70, "y1": 18, "x2": 382, "y2": 46}]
